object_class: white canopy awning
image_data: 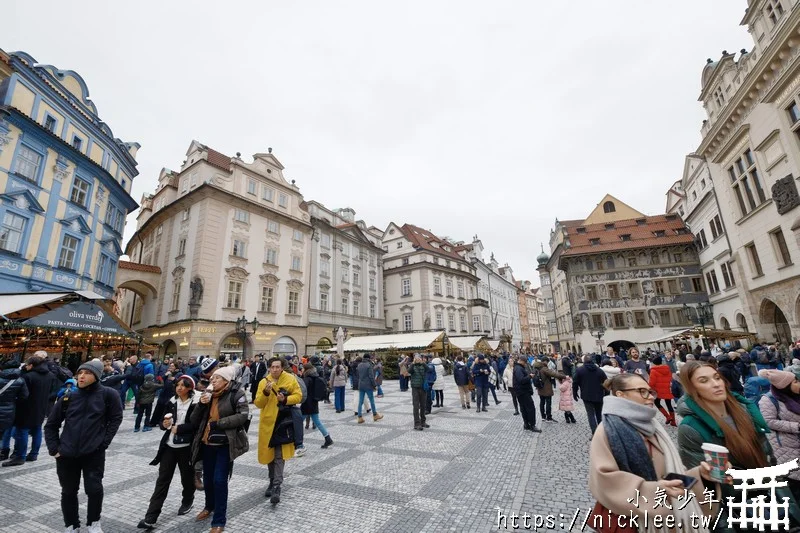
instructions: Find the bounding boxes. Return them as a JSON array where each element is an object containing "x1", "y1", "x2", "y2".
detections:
[
  {"x1": 640, "y1": 329, "x2": 691, "y2": 345},
  {"x1": 487, "y1": 340, "x2": 501, "y2": 351},
  {"x1": 337, "y1": 331, "x2": 445, "y2": 353},
  {"x1": 0, "y1": 292, "x2": 73, "y2": 317},
  {"x1": 449, "y1": 335, "x2": 485, "y2": 351}
]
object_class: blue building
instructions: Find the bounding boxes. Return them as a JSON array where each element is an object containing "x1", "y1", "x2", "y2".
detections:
[{"x1": 0, "y1": 50, "x2": 139, "y2": 296}]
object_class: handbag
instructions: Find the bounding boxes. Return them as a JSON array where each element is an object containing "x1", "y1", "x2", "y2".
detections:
[
  {"x1": 590, "y1": 501, "x2": 636, "y2": 533},
  {"x1": 467, "y1": 381, "x2": 475, "y2": 391},
  {"x1": 269, "y1": 408, "x2": 295, "y2": 447},
  {"x1": 207, "y1": 426, "x2": 229, "y2": 445}
]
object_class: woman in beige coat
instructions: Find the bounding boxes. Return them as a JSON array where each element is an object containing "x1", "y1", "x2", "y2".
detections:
[{"x1": 589, "y1": 373, "x2": 719, "y2": 532}]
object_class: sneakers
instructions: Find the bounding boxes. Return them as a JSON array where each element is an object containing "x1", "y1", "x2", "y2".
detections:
[
  {"x1": 142, "y1": 426, "x2": 152, "y2": 432},
  {"x1": 87, "y1": 521, "x2": 104, "y2": 533},
  {"x1": 137, "y1": 519, "x2": 155, "y2": 530},
  {"x1": 134, "y1": 427, "x2": 140, "y2": 432},
  {"x1": 295, "y1": 445, "x2": 306, "y2": 457},
  {"x1": 373, "y1": 413, "x2": 383, "y2": 422},
  {"x1": 177, "y1": 502, "x2": 194, "y2": 515}
]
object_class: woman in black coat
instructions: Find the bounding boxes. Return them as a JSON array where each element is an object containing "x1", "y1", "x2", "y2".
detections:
[
  {"x1": 2, "y1": 356, "x2": 55, "y2": 464},
  {"x1": 0, "y1": 369, "x2": 28, "y2": 436},
  {"x1": 137, "y1": 376, "x2": 199, "y2": 530}
]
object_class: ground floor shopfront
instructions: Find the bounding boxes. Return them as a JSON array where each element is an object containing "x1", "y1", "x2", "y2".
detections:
[{"x1": 143, "y1": 320, "x2": 308, "y2": 361}]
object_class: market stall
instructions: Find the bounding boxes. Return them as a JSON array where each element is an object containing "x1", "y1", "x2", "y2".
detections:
[
  {"x1": 330, "y1": 330, "x2": 447, "y2": 354},
  {"x1": 448, "y1": 335, "x2": 491, "y2": 353},
  {"x1": 641, "y1": 327, "x2": 756, "y2": 350},
  {"x1": 0, "y1": 291, "x2": 141, "y2": 367}
]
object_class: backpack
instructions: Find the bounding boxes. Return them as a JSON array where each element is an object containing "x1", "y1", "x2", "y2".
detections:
[
  {"x1": 532, "y1": 369, "x2": 545, "y2": 389},
  {"x1": 312, "y1": 375, "x2": 327, "y2": 402},
  {"x1": 53, "y1": 364, "x2": 73, "y2": 383},
  {"x1": 295, "y1": 375, "x2": 308, "y2": 404},
  {"x1": 670, "y1": 378, "x2": 684, "y2": 400}
]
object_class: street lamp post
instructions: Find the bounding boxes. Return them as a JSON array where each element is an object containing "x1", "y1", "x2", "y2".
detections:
[
  {"x1": 235, "y1": 315, "x2": 259, "y2": 361},
  {"x1": 590, "y1": 325, "x2": 606, "y2": 353},
  {"x1": 682, "y1": 302, "x2": 713, "y2": 349}
]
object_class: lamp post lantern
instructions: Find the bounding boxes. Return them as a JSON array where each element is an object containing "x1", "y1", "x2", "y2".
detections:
[
  {"x1": 235, "y1": 315, "x2": 259, "y2": 361},
  {"x1": 682, "y1": 302, "x2": 713, "y2": 349},
  {"x1": 590, "y1": 325, "x2": 606, "y2": 353}
]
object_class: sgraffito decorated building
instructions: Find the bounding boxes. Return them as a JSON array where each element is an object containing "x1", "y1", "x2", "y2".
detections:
[{"x1": 0, "y1": 50, "x2": 139, "y2": 296}]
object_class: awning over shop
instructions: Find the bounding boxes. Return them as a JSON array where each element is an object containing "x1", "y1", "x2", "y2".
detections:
[
  {"x1": 449, "y1": 335, "x2": 488, "y2": 352},
  {"x1": 640, "y1": 329, "x2": 692, "y2": 345},
  {"x1": 486, "y1": 340, "x2": 501, "y2": 351},
  {"x1": 641, "y1": 327, "x2": 757, "y2": 345},
  {"x1": 335, "y1": 331, "x2": 445, "y2": 353}
]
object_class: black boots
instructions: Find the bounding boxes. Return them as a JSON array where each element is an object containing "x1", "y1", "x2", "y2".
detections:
[
  {"x1": 264, "y1": 479, "x2": 274, "y2": 498},
  {"x1": 321, "y1": 435, "x2": 333, "y2": 449},
  {"x1": 0, "y1": 449, "x2": 8, "y2": 461},
  {"x1": 270, "y1": 484, "x2": 282, "y2": 504}
]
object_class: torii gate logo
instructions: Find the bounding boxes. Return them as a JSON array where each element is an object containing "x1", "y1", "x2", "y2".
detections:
[{"x1": 726, "y1": 458, "x2": 798, "y2": 530}]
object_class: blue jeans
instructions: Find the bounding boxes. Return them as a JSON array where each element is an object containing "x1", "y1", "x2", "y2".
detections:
[
  {"x1": 376, "y1": 385, "x2": 384, "y2": 396},
  {"x1": 334, "y1": 386, "x2": 345, "y2": 411},
  {"x1": 2, "y1": 426, "x2": 42, "y2": 459},
  {"x1": 399, "y1": 375, "x2": 408, "y2": 391},
  {"x1": 308, "y1": 413, "x2": 329, "y2": 437},
  {"x1": 119, "y1": 382, "x2": 139, "y2": 408},
  {"x1": 202, "y1": 444, "x2": 230, "y2": 528},
  {"x1": 357, "y1": 389, "x2": 377, "y2": 417}
]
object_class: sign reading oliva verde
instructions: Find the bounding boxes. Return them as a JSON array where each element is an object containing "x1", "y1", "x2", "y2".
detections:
[{"x1": 24, "y1": 302, "x2": 131, "y2": 335}]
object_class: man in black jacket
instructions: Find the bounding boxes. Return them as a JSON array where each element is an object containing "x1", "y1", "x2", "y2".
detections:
[
  {"x1": 45, "y1": 358, "x2": 123, "y2": 533},
  {"x1": 249, "y1": 354, "x2": 267, "y2": 403},
  {"x1": 512, "y1": 355, "x2": 541, "y2": 433},
  {"x1": 572, "y1": 355, "x2": 607, "y2": 437},
  {"x1": 2, "y1": 354, "x2": 56, "y2": 466}
]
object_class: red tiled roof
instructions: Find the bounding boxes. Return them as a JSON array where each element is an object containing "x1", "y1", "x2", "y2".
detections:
[
  {"x1": 119, "y1": 260, "x2": 162, "y2": 274},
  {"x1": 561, "y1": 214, "x2": 694, "y2": 257},
  {"x1": 206, "y1": 147, "x2": 231, "y2": 172},
  {"x1": 400, "y1": 224, "x2": 466, "y2": 261}
]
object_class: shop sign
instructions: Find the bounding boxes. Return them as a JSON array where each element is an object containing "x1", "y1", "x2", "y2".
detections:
[{"x1": 25, "y1": 302, "x2": 129, "y2": 335}]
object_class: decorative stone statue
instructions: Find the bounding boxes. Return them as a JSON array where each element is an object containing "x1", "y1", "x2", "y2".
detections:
[
  {"x1": 772, "y1": 175, "x2": 800, "y2": 215},
  {"x1": 189, "y1": 277, "x2": 204, "y2": 305},
  {"x1": 423, "y1": 312, "x2": 431, "y2": 331}
]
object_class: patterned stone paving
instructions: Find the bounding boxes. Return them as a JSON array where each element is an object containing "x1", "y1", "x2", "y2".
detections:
[{"x1": 0, "y1": 376, "x2": 633, "y2": 532}]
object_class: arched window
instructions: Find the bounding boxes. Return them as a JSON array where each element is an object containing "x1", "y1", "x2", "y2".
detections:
[{"x1": 603, "y1": 201, "x2": 616, "y2": 213}]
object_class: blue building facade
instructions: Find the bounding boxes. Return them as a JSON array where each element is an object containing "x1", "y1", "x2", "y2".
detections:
[{"x1": 0, "y1": 50, "x2": 139, "y2": 297}]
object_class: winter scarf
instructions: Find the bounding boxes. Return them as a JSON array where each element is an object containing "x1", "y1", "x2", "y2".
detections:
[{"x1": 772, "y1": 386, "x2": 800, "y2": 416}]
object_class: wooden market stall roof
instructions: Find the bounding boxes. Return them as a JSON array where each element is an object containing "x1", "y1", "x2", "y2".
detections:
[
  {"x1": 449, "y1": 335, "x2": 489, "y2": 352},
  {"x1": 336, "y1": 331, "x2": 445, "y2": 353}
]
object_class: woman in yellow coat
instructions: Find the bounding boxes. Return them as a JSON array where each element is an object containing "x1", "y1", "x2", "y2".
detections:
[{"x1": 254, "y1": 357, "x2": 301, "y2": 505}]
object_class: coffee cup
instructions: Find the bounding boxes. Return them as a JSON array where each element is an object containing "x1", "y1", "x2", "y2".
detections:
[{"x1": 701, "y1": 443, "x2": 729, "y2": 482}]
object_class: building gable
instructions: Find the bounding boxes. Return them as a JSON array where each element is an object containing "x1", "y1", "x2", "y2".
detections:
[{"x1": 583, "y1": 194, "x2": 646, "y2": 225}]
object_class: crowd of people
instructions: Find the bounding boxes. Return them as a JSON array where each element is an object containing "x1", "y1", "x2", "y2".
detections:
[{"x1": 0, "y1": 339, "x2": 799, "y2": 532}]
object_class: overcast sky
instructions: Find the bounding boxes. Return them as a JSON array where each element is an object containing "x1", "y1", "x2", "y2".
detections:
[{"x1": 6, "y1": 1, "x2": 751, "y2": 284}]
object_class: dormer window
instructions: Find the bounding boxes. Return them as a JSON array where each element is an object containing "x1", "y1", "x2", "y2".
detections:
[
  {"x1": 604, "y1": 223, "x2": 615, "y2": 230},
  {"x1": 589, "y1": 238, "x2": 601, "y2": 246},
  {"x1": 713, "y1": 86, "x2": 726, "y2": 107},
  {"x1": 653, "y1": 230, "x2": 666, "y2": 238},
  {"x1": 636, "y1": 219, "x2": 646, "y2": 226},
  {"x1": 766, "y1": 0, "x2": 785, "y2": 27},
  {"x1": 603, "y1": 201, "x2": 616, "y2": 213},
  {"x1": 620, "y1": 234, "x2": 631, "y2": 242},
  {"x1": 576, "y1": 227, "x2": 586, "y2": 234}
]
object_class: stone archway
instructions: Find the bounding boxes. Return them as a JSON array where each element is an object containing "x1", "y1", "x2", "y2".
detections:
[
  {"x1": 736, "y1": 313, "x2": 748, "y2": 331},
  {"x1": 720, "y1": 316, "x2": 731, "y2": 330},
  {"x1": 162, "y1": 339, "x2": 178, "y2": 356},
  {"x1": 760, "y1": 299, "x2": 792, "y2": 345}
]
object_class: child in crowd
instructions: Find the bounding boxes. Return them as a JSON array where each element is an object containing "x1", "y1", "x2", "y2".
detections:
[
  {"x1": 135, "y1": 374, "x2": 163, "y2": 432},
  {"x1": 559, "y1": 376, "x2": 576, "y2": 423}
]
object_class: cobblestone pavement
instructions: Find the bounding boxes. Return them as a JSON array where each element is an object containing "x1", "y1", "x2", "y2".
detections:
[{"x1": 0, "y1": 377, "x2": 681, "y2": 532}]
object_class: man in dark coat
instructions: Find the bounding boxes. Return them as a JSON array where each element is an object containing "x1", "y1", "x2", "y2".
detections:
[
  {"x1": 0, "y1": 368, "x2": 29, "y2": 443},
  {"x1": 572, "y1": 355, "x2": 607, "y2": 437},
  {"x1": 2, "y1": 353, "x2": 56, "y2": 465},
  {"x1": 513, "y1": 355, "x2": 541, "y2": 433},
  {"x1": 249, "y1": 354, "x2": 267, "y2": 403}
]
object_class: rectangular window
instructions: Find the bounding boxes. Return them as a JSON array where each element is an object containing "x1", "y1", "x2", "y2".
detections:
[
  {"x1": 247, "y1": 179, "x2": 257, "y2": 195},
  {"x1": 171, "y1": 281, "x2": 181, "y2": 311},
  {"x1": 58, "y1": 234, "x2": 79, "y2": 269},
  {"x1": 691, "y1": 277, "x2": 704, "y2": 292},
  {"x1": 721, "y1": 262, "x2": 736, "y2": 288},
  {"x1": 770, "y1": 228, "x2": 792, "y2": 267},
  {"x1": 696, "y1": 229, "x2": 708, "y2": 249},
  {"x1": 459, "y1": 314, "x2": 467, "y2": 332},
  {"x1": 591, "y1": 314, "x2": 603, "y2": 328},
  {"x1": 586, "y1": 286, "x2": 597, "y2": 301},
  {"x1": 627, "y1": 256, "x2": 637, "y2": 267},
  {"x1": 14, "y1": 145, "x2": 42, "y2": 183},
  {"x1": 177, "y1": 238, "x2": 187, "y2": 257},
  {"x1": 0, "y1": 212, "x2": 26, "y2": 253},
  {"x1": 628, "y1": 282, "x2": 641, "y2": 298},
  {"x1": 353, "y1": 299, "x2": 360, "y2": 316},
  {"x1": 105, "y1": 204, "x2": 124, "y2": 233},
  {"x1": 766, "y1": 0, "x2": 785, "y2": 26},
  {"x1": 659, "y1": 310, "x2": 672, "y2": 327},
  {"x1": 278, "y1": 193, "x2": 288, "y2": 207},
  {"x1": 232, "y1": 239, "x2": 247, "y2": 258},
  {"x1": 319, "y1": 292, "x2": 328, "y2": 311},
  {"x1": 291, "y1": 255, "x2": 302, "y2": 271},
  {"x1": 182, "y1": 208, "x2": 190, "y2": 221},
  {"x1": 353, "y1": 271, "x2": 359, "y2": 285},
  {"x1": 634, "y1": 311, "x2": 647, "y2": 327},
  {"x1": 728, "y1": 149, "x2": 766, "y2": 217},
  {"x1": 433, "y1": 277, "x2": 442, "y2": 295},
  {"x1": 436, "y1": 312, "x2": 444, "y2": 330},
  {"x1": 261, "y1": 286, "x2": 274, "y2": 312},
  {"x1": 342, "y1": 268, "x2": 350, "y2": 283},
  {"x1": 710, "y1": 215, "x2": 723, "y2": 240},
  {"x1": 340, "y1": 296, "x2": 348, "y2": 315},
  {"x1": 320, "y1": 234, "x2": 330, "y2": 247},
  {"x1": 226, "y1": 281, "x2": 242, "y2": 308},
  {"x1": 667, "y1": 279, "x2": 679, "y2": 295},
  {"x1": 607, "y1": 283, "x2": 619, "y2": 299},
  {"x1": 72, "y1": 136, "x2": 83, "y2": 151},
  {"x1": 403, "y1": 313, "x2": 413, "y2": 332},
  {"x1": 402, "y1": 278, "x2": 411, "y2": 296},
  {"x1": 265, "y1": 248, "x2": 278, "y2": 265},
  {"x1": 293, "y1": 229, "x2": 304, "y2": 242},
  {"x1": 745, "y1": 243, "x2": 764, "y2": 277},
  {"x1": 613, "y1": 312, "x2": 625, "y2": 328},
  {"x1": 369, "y1": 276, "x2": 375, "y2": 291},
  {"x1": 457, "y1": 282, "x2": 465, "y2": 299},
  {"x1": 181, "y1": 178, "x2": 188, "y2": 193},
  {"x1": 473, "y1": 315, "x2": 481, "y2": 332},
  {"x1": 369, "y1": 301, "x2": 376, "y2": 318},
  {"x1": 267, "y1": 220, "x2": 279, "y2": 234},
  {"x1": 190, "y1": 173, "x2": 197, "y2": 188},
  {"x1": 69, "y1": 177, "x2": 90, "y2": 208},
  {"x1": 448, "y1": 313, "x2": 456, "y2": 331},
  {"x1": 234, "y1": 209, "x2": 249, "y2": 223},
  {"x1": 44, "y1": 115, "x2": 56, "y2": 133},
  {"x1": 705, "y1": 270, "x2": 720, "y2": 294},
  {"x1": 288, "y1": 291, "x2": 299, "y2": 314},
  {"x1": 446, "y1": 279, "x2": 453, "y2": 297},
  {"x1": 320, "y1": 259, "x2": 329, "y2": 277},
  {"x1": 262, "y1": 187, "x2": 274, "y2": 202}
]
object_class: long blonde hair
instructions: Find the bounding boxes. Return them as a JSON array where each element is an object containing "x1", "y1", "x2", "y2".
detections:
[{"x1": 680, "y1": 361, "x2": 768, "y2": 469}]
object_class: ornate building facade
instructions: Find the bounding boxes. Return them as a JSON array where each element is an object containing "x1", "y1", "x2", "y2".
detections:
[
  {"x1": 0, "y1": 50, "x2": 139, "y2": 296},
  {"x1": 517, "y1": 280, "x2": 548, "y2": 353},
  {"x1": 117, "y1": 141, "x2": 312, "y2": 359},
  {"x1": 667, "y1": 0, "x2": 800, "y2": 344}
]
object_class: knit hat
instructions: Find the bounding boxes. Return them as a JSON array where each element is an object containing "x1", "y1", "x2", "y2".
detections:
[
  {"x1": 758, "y1": 369, "x2": 796, "y2": 389},
  {"x1": 78, "y1": 358, "x2": 103, "y2": 381},
  {"x1": 178, "y1": 375, "x2": 196, "y2": 389},
  {"x1": 200, "y1": 357, "x2": 218, "y2": 374},
  {"x1": 213, "y1": 366, "x2": 236, "y2": 382}
]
